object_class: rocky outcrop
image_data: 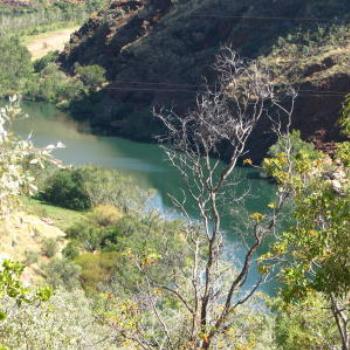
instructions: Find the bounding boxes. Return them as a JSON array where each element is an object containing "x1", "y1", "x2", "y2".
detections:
[{"x1": 59, "y1": 0, "x2": 350, "y2": 161}]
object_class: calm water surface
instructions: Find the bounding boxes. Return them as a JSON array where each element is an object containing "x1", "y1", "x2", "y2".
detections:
[{"x1": 14, "y1": 101, "x2": 278, "y2": 293}]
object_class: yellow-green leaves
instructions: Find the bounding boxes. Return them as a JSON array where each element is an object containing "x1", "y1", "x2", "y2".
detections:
[
  {"x1": 249, "y1": 212, "x2": 265, "y2": 222},
  {"x1": 0, "y1": 260, "x2": 52, "y2": 321}
]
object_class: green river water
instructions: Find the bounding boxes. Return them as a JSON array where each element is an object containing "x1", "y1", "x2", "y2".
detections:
[{"x1": 14, "y1": 101, "x2": 278, "y2": 293}]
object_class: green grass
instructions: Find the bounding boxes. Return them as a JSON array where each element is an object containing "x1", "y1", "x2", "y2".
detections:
[
  {"x1": 22, "y1": 21, "x2": 79, "y2": 42},
  {"x1": 22, "y1": 197, "x2": 88, "y2": 231}
]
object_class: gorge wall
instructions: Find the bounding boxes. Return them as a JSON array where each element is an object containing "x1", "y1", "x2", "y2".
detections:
[{"x1": 59, "y1": 0, "x2": 350, "y2": 161}]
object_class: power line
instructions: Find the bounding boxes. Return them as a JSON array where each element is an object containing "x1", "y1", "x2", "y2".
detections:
[
  {"x1": 103, "y1": 85, "x2": 348, "y2": 98},
  {"x1": 100, "y1": 79, "x2": 350, "y2": 96},
  {"x1": 189, "y1": 13, "x2": 345, "y2": 23}
]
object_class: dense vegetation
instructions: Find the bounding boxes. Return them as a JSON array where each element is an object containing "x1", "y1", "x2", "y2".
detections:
[
  {"x1": 0, "y1": 69, "x2": 349, "y2": 349},
  {"x1": 0, "y1": 0, "x2": 108, "y2": 35},
  {"x1": 0, "y1": 35, "x2": 106, "y2": 106},
  {"x1": 0, "y1": 0, "x2": 349, "y2": 348}
]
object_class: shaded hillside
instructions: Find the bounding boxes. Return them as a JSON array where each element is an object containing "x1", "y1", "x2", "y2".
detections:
[{"x1": 59, "y1": 0, "x2": 350, "y2": 160}]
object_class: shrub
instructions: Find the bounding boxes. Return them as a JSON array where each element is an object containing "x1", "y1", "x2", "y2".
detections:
[
  {"x1": 336, "y1": 141, "x2": 350, "y2": 167},
  {"x1": 0, "y1": 36, "x2": 32, "y2": 96},
  {"x1": 75, "y1": 64, "x2": 106, "y2": 90},
  {"x1": 0, "y1": 289, "x2": 115, "y2": 349},
  {"x1": 33, "y1": 50, "x2": 59, "y2": 73},
  {"x1": 41, "y1": 238, "x2": 59, "y2": 258},
  {"x1": 66, "y1": 219, "x2": 120, "y2": 252},
  {"x1": 67, "y1": 222, "x2": 105, "y2": 252},
  {"x1": 24, "y1": 250, "x2": 39, "y2": 265},
  {"x1": 43, "y1": 258, "x2": 81, "y2": 290},
  {"x1": 28, "y1": 63, "x2": 85, "y2": 104},
  {"x1": 74, "y1": 252, "x2": 119, "y2": 291},
  {"x1": 38, "y1": 168, "x2": 91, "y2": 210},
  {"x1": 88, "y1": 205, "x2": 122, "y2": 226},
  {"x1": 78, "y1": 166, "x2": 149, "y2": 210},
  {"x1": 62, "y1": 241, "x2": 80, "y2": 260}
]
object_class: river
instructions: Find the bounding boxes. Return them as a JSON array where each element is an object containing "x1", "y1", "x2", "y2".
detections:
[{"x1": 14, "y1": 101, "x2": 278, "y2": 293}]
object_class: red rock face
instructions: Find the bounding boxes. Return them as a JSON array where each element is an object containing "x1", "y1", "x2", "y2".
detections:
[{"x1": 59, "y1": 0, "x2": 350, "y2": 161}]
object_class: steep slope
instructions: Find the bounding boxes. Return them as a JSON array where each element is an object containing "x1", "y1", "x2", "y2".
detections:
[{"x1": 59, "y1": 0, "x2": 350, "y2": 160}]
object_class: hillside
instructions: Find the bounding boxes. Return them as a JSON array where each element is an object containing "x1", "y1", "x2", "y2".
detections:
[{"x1": 59, "y1": 0, "x2": 350, "y2": 160}]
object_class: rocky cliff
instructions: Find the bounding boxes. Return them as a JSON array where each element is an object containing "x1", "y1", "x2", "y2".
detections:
[{"x1": 59, "y1": 0, "x2": 350, "y2": 161}]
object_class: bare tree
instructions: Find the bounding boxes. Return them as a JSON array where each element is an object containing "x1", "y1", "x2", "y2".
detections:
[{"x1": 116, "y1": 47, "x2": 297, "y2": 349}]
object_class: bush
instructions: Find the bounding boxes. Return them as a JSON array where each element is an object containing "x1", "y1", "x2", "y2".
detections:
[
  {"x1": 336, "y1": 141, "x2": 350, "y2": 167},
  {"x1": 0, "y1": 36, "x2": 32, "y2": 96},
  {"x1": 27, "y1": 63, "x2": 85, "y2": 104},
  {"x1": 24, "y1": 250, "x2": 39, "y2": 265},
  {"x1": 43, "y1": 258, "x2": 81, "y2": 290},
  {"x1": 33, "y1": 51, "x2": 59, "y2": 73},
  {"x1": 67, "y1": 222, "x2": 105, "y2": 252},
  {"x1": 88, "y1": 205, "x2": 122, "y2": 226},
  {"x1": 66, "y1": 219, "x2": 120, "y2": 252},
  {"x1": 41, "y1": 238, "x2": 59, "y2": 258},
  {"x1": 74, "y1": 252, "x2": 119, "y2": 291},
  {"x1": 62, "y1": 241, "x2": 80, "y2": 260},
  {"x1": 75, "y1": 64, "x2": 106, "y2": 90},
  {"x1": 38, "y1": 168, "x2": 91, "y2": 210}
]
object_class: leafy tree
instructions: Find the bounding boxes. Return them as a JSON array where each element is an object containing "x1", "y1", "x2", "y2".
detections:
[
  {"x1": 0, "y1": 37, "x2": 32, "y2": 96},
  {"x1": 38, "y1": 166, "x2": 149, "y2": 211},
  {"x1": 28, "y1": 63, "x2": 84, "y2": 104},
  {"x1": 273, "y1": 292, "x2": 340, "y2": 350},
  {"x1": 262, "y1": 131, "x2": 350, "y2": 349},
  {"x1": 38, "y1": 168, "x2": 92, "y2": 210},
  {"x1": 75, "y1": 64, "x2": 106, "y2": 91}
]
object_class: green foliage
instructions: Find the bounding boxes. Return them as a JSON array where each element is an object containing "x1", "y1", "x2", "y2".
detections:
[
  {"x1": 43, "y1": 258, "x2": 81, "y2": 290},
  {"x1": 27, "y1": 63, "x2": 85, "y2": 104},
  {"x1": 0, "y1": 289, "x2": 115, "y2": 349},
  {"x1": 24, "y1": 250, "x2": 39, "y2": 265},
  {"x1": 33, "y1": 50, "x2": 60, "y2": 73},
  {"x1": 75, "y1": 64, "x2": 106, "y2": 91},
  {"x1": 41, "y1": 238, "x2": 59, "y2": 258},
  {"x1": 62, "y1": 241, "x2": 80, "y2": 260},
  {"x1": 263, "y1": 130, "x2": 325, "y2": 185},
  {"x1": 65, "y1": 205, "x2": 122, "y2": 253},
  {"x1": 0, "y1": 260, "x2": 52, "y2": 321},
  {"x1": 38, "y1": 165, "x2": 149, "y2": 211},
  {"x1": 0, "y1": 1, "x2": 108, "y2": 35},
  {"x1": 340, "y1": 94, "x2": 350, "y2": 137},
  {"x1": 75, "y1": 252, "x2": 119, "y2": 292},
  {"x1": 336, "y1": 141, "x2": 350, "y2": 167},
  {"x1": 0, "y1": 36, "x2": 32, "y2": 96},
  {"x1": 38, "y1": 168, "x2": 92, "y2": 210},
  {"x1": 273, "y1": 293, "x2": 339, "y2": 350},
  {"x1": 268, "y1": 130, "x2": 321, "y2": 161},
  {"x1": 67, "y1": 220, "x2": 119, "y2": 252},
  {"x1": 262, "y1": 130, "x2": 350, "y2": 348}
]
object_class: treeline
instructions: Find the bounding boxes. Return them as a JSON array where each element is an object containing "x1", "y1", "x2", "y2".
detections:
[
  {"x1": 0, "y1": 35, "x2": 106, "y2": 106},
  {"x1": 0, "y1": 0, "x2": 108, "y2": 35}
]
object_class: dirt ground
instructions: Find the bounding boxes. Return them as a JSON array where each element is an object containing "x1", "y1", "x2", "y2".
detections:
[{"x1": 25, "y1": 27, "x2": 79, "y2": 60}]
